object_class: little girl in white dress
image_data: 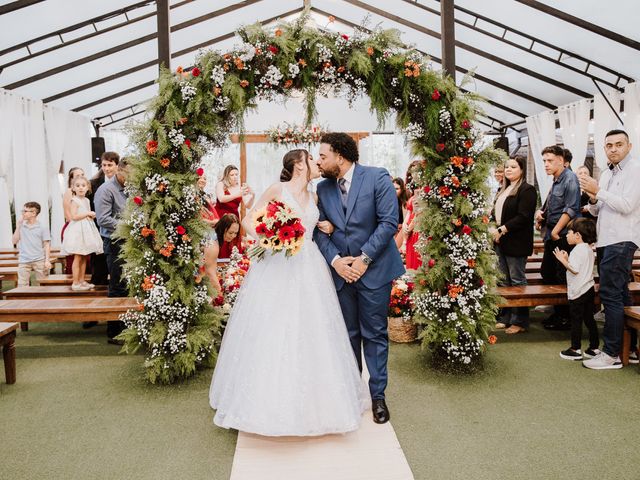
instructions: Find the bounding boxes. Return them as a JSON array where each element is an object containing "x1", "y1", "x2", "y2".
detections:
[{"x1": 61, "y1": 177, "x2": 103, "y2": 291}]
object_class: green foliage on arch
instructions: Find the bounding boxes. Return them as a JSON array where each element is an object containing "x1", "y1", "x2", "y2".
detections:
[{"x1": 117, "y1": 12, "x2": 501, "y2": 383}]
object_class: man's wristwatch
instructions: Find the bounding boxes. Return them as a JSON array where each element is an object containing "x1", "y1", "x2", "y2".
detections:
[
  {"x1": 360, "y1": 252, "x2": 373, "y2": 265},
  {"x1": 497, "y1": 226, "x2": 506, "y2": 235}
]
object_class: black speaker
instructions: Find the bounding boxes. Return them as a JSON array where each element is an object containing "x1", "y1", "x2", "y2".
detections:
[
  {"x1": 494, "y1": 136, "x2": 509, "y2": 154},
  {"x1": 91, "y1": 137, "x2": 105, "y2": 165}
]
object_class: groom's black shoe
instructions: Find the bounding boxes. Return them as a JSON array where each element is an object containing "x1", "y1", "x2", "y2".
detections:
[{"x1": 372, "y1": 399, "x2": 390, "y2": 424}]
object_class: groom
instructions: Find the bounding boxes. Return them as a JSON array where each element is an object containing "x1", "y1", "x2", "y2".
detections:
[{"x1": 314, "y1": 132, "x2": 405, "y2": 424}]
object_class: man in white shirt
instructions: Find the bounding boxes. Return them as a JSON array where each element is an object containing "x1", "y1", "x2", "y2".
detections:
[{"x1": 580, "y1": 130, "x2": 640, "y2": 369}]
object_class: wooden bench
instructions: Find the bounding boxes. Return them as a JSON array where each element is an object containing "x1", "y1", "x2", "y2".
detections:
[
  {"x1": 0, "y1": 267, "x2": 18, "y2": 283},
  {"x1": 622, "y1": 307, "x2": 640, "y2": 367},
  {"x1": 525, "y1": 272, "x2": 600, "y2": 285},
  {"x1": 0, "y1": 257, "x2": 61, "y2": 268},
  {"x1": 38, "y1": 274, "x2": 92, "y2": 286},
  {"x1": 0, "y1": 298, "x2": 139, "y2": 333},
  {"x1": 0, "y1": 322, "x2": 18, "y2": 384},
  {"x1": 497, "y1": 282, "x2": 640, "y2": 307},
  {"x1": 0, "y1": 248, "x2": 61, "y2": 255},
  {"x1": 633, "y1": 271, "x2": 640, "y2": 283}
]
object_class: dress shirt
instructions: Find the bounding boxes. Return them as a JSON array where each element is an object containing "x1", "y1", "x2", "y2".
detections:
[
  {"x1": 586, "y1": 155, "x2": 640, "y2": 248},
  {"x1": 544, "y1": 167, "x2": 581, "y2": 241}
]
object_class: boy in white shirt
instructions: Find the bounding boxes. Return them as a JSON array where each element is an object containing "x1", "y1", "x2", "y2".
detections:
[{"x1": 553, "y1": 218, "x2": 600, "y2": 360}]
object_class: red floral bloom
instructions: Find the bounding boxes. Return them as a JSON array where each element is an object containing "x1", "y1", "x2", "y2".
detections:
[
  {"x1": 184, "y1": 139, "x2": 191, "y2": 148},
  {"x1": 464, "y1": 139, "x2": 473, "y2": 149},
  {"x1": 255, "y1": 223, "x2": 269, "y2": 235},
  {"x1": 277, "y1": 225, "x2": 296, "y2": 242},
  {"x1": 266, "y1": 201, "x2": 281, "y2": 217},
  {"x1": 146, "y1": 140, "x2": 158, "y2": 155},
  {"x1": 196, "y1": 167, "x2": 204, "y2": 176},
  {"x1": 436, "y1": 143, "x2": 445, "y2": 152},
  {"x1": 268, "y1": 45, "x2": 279, "y2": 54},
  {"x1": 133, "y1": 196, "x2": 143, "y2": 206},
  {"x1": 423, "y1": 186, "x2": 431, "y2": 194},
  {"x1": 428, "y1": 258, "x2": 436, "y2": 268},
  {"x1": 341, "y1": 34, "x2": 349, "y2": 40},
  {"x1": 461, "y1": 119, "x2": 471, "y2": 129},
  {"x1": 191, "y1": 67, "x2": 201, "y2": 77},
  {"x1": 176, "y1": 225, "x2": 186, "y2": 235},
  {"x1": 462, "y1": 225, "x2": 472, "y2": 235},
  {"x1": 439, "y1": 186, "x2": 451, "y2": 197},
  {"x1": 461, "y1": 190, "x2": 469, "y2": 197},
  {"x1": 431, "y1": 89, "x2": 441, "y2": 100}
]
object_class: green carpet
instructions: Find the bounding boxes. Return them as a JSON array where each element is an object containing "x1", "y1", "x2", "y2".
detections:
[{"x1": 2, "y1": 318, "x2": 639, "y2": 480}]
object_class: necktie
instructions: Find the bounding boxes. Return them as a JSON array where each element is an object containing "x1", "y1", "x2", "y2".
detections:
[{"x1": 338, "y1": 178, "x2": 348, "y2": 212}]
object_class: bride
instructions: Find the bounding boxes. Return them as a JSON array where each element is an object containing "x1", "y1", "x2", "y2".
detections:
[{"x1": 209, "y1": 149, "x2": 368, "y2": 436}]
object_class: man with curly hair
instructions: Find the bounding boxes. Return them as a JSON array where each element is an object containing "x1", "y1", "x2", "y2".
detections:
[{"x1": 314, "y1": 132, "x2": 404, "y2": 424}]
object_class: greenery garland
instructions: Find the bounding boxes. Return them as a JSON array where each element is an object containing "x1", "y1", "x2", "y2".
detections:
[
  {"x1": 119, "y1": 11, "x2": 501, "y2": 383},
  {"x1": 267, "y1": 122, "x2": 327, "y2": 145}
]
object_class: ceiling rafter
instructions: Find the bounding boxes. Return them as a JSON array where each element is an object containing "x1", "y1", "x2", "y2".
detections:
[
  {"x1": 406, "y1": 0, "x2": 632, "y2": 90},
  {"x1": 2, "y1": 0, "x2": 267, "y2": 90},
  {"x1": 342, "y1": 0, "x2": 592, "y2": 98},
  {"x1": 0, "y1": 0, "x2": 45, "y2": 16}
]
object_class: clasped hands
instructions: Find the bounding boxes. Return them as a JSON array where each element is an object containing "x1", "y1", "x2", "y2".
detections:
[{"x1": 334, "y1": 256, "x2": 368, "y2": 283}]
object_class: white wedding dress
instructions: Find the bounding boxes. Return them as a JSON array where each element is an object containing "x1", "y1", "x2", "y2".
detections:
[{"x1": 209, "y1": 183, "x2": 368, "y2": 436}]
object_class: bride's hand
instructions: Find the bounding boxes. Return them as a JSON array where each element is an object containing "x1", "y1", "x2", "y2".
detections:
[{"x1": 317, "y1": 220, "x2": 334, "y2": 235}]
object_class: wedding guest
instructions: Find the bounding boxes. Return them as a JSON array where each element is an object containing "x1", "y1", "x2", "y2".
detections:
[
  {"x1": 402, "y1": 195, "x2": 422, "y2": 270},
  {"x1": 198, "y1": 173, "x2": 220, "y2": 293},
  {"x1": 13, "y1": 202, "x2": 51, "y2": 286},
  {"x1": 576, "y1": 165, "x2": 597, "y2": 221},
  {"x1": 61, "y1": 167, "x2": 85, "y2": 274},
  {"x1": 404, "y1": 160, "x2": 421, "y2": 198},
  {"x1": 215, "y1": 165, "x2": 255, "y2": 219},
  {"x1": 492, "y1": 157, "x2": 536, "y2": 334},
  {"x1": 581, "y1": 130, "x2": 640, "y2": 369},
  {"x1": 553, "y1": 218, "x2": 599, "y2": 360},
  {"x1": 95, "y1": 158, "x2": 129, "y2": 345},
  {"x1": 393, "y1": 177, "x2": 409, "y2": 249},
  {"x1": 535, "y1": 148, "x2": 574, "y2": 231},
  {"x1": 539, "y1": 145, "x2": 581, "y2": 331},
  {"x1": 490, "y1": 163, "x2": 505, "y2": 203},
  {"x1": 214, "y1": 213, "x2": 243, "y2": 260}
]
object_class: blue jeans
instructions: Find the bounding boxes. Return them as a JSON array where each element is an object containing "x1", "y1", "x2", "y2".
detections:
[
  {"x1": 598, "y1": 241, "x2": 637, "y2": 357},
  {"x1": 495, "y1": 245, "x2": 529, "y2": 328}
]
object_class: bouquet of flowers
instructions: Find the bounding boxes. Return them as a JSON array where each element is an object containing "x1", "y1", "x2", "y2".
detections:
[
  {"x1": 248, "y1": 200, "x2": 305, "y2": 261},
  {"x1": 214, "y1": 247, "x2": 251, "y2": 313},
  {"x1": 388, "y1": 275, "x2": 415, "y2": 321}
]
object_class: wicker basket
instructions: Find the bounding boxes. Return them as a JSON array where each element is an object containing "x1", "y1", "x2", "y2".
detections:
[{"x1": 388, "y1": 316, "x2": 417, "y2": 343}]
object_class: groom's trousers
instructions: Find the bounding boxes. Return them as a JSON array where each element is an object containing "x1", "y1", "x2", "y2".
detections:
[{"x1": 337, "y1": 281, "x2": 392, "y2": 400}]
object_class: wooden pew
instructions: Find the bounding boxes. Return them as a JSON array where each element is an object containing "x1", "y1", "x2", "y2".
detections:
[
  {"x1": 0, "y1": 267, "x2": 18, "y2": 283},
  {"x1": 622, "y1": 306, "x2": 640, "y2": 366},
  {"x1": 496, "y1": 282, "x2": 640, "y2": 307},
  {"x1": 633, "y1": 271, "x2": 640, "y2": 283},
  {"x1": 2, "y1": 286, "x2": 108, "y2": 331},
  {"x1": 525, "y1": 272, "x2": 600, "y2": 285},
  {"x1": 38, "y1": 274, "x2": 91, "y2": 286},
  {"x1": 0, "y1": 322, "x2": 17, "y2": 384},
  {"x1": 0, "y1": 298, "x2": 139, "y2": 332},
  {"x1": 526, "y1": 259, "x2": 640, "y2": 274},
  {"x1": 0, "y1": 248, "x2": 61, "y2": 255},
  {"x1": 0, "y1": 257, "x2": 62, "y2": 268}
]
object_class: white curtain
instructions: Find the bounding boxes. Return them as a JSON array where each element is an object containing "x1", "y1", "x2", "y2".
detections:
[
  {"x1": 593, "y1": 89, "x2": 622, "y2": 170},
  {"x1": 43, "y1": 105, "x2": 68, "y2": 248},
  {"x1": 525, "y1": 110, "x2": 556, "y2": 203},
  {"x1": 558, "y1": 99, "x2": 591, "y2": 169},
  {"x1": 12, "y1": 96, "x2": 49, "y2": 232},
  {"x1": 62, "y1": 112, "x2": 92, "y2": 185},
  {"x1": 0, "y1": 91, "x2": 16, "y2": 247},
  {"x1": 624, "y1": 82, "x2": 640, "y2": 150}
]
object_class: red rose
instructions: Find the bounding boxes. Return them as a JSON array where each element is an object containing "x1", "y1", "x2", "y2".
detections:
[
  {"x1": 184, "y1": 139, "x2": 191, "y2": 148},
  {"x1": 431, "y1": 89, "x2": 441, "y2": 100},
  {"x1": 133, "y1": 196, "x2": 143, "y2": 206},
  {"x1": 436, "y1": 143, "x2": 445, "y2": 152},
  {"x1": 268, "y1": 45, "x2": 278, "y2": 54},
  {"x1": 428, "y1": 259, "x2": 436, "y2": 268},
  {"x1": 176, "y1": 225, "x2": 186, "y2": 235},
  {"x1": 461, "y1": 120, "x2": 471, "y2": 129},
  {"x1": 196, "y1": 167, "x2": 204, "y2": 176},
  {"x1": 192, "y1": 67, "x2": 201, "y2": 77},
  {"x1": 423, "y1": 186, "x2": 431, "y2": 194},
  {"x1": 462, "y1": 225, "x2": 472, "y2": 235},
  {"x1": 341, "y1": 34, "x2": 349, "y2": 40}
]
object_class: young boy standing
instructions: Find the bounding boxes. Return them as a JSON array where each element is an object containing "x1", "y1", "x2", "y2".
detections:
[
  {"x1": 553, "y1": 218, "x2": 600, "y2": 360},
  {"x1": 12, "y1": 202, "x2": 52, "y2": 287}
]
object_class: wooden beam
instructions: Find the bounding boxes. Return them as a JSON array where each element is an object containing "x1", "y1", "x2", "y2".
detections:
[
  {"x1": 156, "y1": 0, "x2": 171, "y2": 71},
  {"x1": 0, "y1": 0, "x2": 44, "y2": 15},
  {"x1": 440, "y1": 0, "x2": 455, "y2": 82}
]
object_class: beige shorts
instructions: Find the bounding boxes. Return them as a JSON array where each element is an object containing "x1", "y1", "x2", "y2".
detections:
[{"x1": 17, "y1": 260, "x2": 50, "y2": 287}]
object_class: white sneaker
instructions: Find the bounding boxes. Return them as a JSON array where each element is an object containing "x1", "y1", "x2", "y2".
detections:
[
  {"x1": 81, "y1": 281, "x2": 95, "y2": 289},
  {"x1": 534, "y1": 305, "x2": 553, "y2": 313},
  {"x1": 629, "y1": 351, "x2": 639, "y2": 365},
  {"x1": 582, "y1": 351, "x2": 622, "y2": 370}
]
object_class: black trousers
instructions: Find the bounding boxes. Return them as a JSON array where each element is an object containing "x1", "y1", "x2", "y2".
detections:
[
  {"x1": 103, "y1": 236, "x2": 127, "y2": 338},
  {"x1": 541, "y1": 236, "x2": 573, "y2": 320},
  {"x1": 90, "y1": 253, "x2": 109, "y2": 285},
  {"x1": 569, "y1": 286, "x2": 599, "y2": 350}
]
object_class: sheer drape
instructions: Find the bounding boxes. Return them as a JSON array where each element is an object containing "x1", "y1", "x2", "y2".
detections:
[
  {"x1": 43, "y1": 105, "x2": 68, "y2": 248},
  {"x1": 624, "y1": 82, "x2": 640, "y2": 150},
  {"x1": 525, "y1": 110, "x2": 556, "y2": 203},
  {"x1": 558, "y1": 99, "x2": 590, "y2": 169},
  {"x1": 63, "y1": 112, "x2": 92, "y2": 181},
  {"x1": 593, "y1": 89, "x2": 622, "y2": 170},
  {"x1": 0, "y1": 91, "x2": 16, "y2": 247}
]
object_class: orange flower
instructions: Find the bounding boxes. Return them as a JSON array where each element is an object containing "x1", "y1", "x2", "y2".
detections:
[
  {"x1": 181, "y1": 234, "x2": 191, "y2": 243},
  {"x1": 239, "y1": 80, "x2": 249, "y2": 88},
  {"x1": 146, "y1": 140, "x2": 158, "y2": 155},
  {"x1": 176, "y1": 66, "x2": 183, "y2": 74},
  {"x1": 234, "y1": 57, "x2": 244, "y2": 70},
  {"x1": 178, "y1": 117, "x2": 188, "y2": 125},
  {"x1": 413, "y1": 66, "x2": 420, "y2": 76},
  {"x1": 298, "y1": 58, "x2": 307, "y2": 67},
  {"x1": 137, "y1": 304, "x2": 145, "y2": 311},
  {"x1": 439, "y1": 185, "x2": 451, "y2": 197},
  {"x1": 404, "y1": 68, "x2": 413, "y2": 77},
  {"x1": 405, "y1": 60, "x2": 413, "y2": 67},
  {"x1": 194, "y1": 274, "x2": 202, "y2": 284},
  {"x1": 482, "y1": 215, "x2": 490, "y2": 224},
  {"x1": 160, "y1": 158, "x2": 170, "y2": 168},
  {"x1": 213, "y1": 86, "x2": 222, "y2": 96},
  {"x1": 223, "y1": 63, "x2": 230, "y2": 71},
  {"x1": 451, "y1": 175, "x2": 460, "y2": 187},
  {"x1": 467, "y1": 259, "x2": 476, "y2": 268},
  {"x1": 157, "y1": 183, "x2": 166, "y2": 193},
  {"x1": 451, "y1": 156, "x2": 463, "y2": 168},
  {"x1": 328, "y1": 15, "x2": 336, "y2": 23},
  {"x1": 453, "y1": 218, "x2": 462, "y2": 227},
  {"x1": 337, "y1": 66, "x2": 345, "y2": 73},
  {"x1": 367, "y1": 46, "x2": 374, "y2": 56},
  {"x1": 255, "y1": 47, "x2": 262, "y2": 55},
  {"x1": 223, "y1": 53, "x2": 231, "y2": 61},
  {"x1": 141, "y1": 276, "x2": 154, "y2": 291},
  {"x1": 141, "y1": 226, "x2": 156, "y2": 238},
  {"x1": 448, "y1": 284, "x2": 464, "y2": 299},
  {"x1": 488, "y1": 335, "x2": 497, "y2": 345},
  {"x1": 275, "y1": 28, "x2": 283, "y2": 37},
  {"x1": 284, "y1": 79, "x2": 293, "y2": 88},
  {"x1": 324, "y1": 62, "x2": 332, "y2": 69},
  {"x1": 464, "y1": 139, "x2": 473, "y2": 149},
  {"x1": 159, "y1": 242, "x2": 175, "y2": 257}
]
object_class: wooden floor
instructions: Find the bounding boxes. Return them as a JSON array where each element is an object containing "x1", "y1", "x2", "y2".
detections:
[{"x1": 230, "y1": 411, "x2": 414, "y2": 480}]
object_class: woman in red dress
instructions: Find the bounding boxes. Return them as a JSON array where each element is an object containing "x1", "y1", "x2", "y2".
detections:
[
  {"x1": 214, "y1": 165, "x2": 255, "y2": 219},
  {"x1": 403, "y1": 195, "x2": 422, "y2": 270},
  {"x1": 198, "y1": 174, "x2": 221, "y2": 294}
]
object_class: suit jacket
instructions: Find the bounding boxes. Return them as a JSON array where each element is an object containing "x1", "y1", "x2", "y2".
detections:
[
  {"x1": 314, "y1": 163, "x2": 405, "y2": 290},
  {"x1": 493, "y1": 182, "x2": 537, "y2": 257}
]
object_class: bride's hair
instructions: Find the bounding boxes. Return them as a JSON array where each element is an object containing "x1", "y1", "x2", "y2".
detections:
[{"x1": 280, "y1": 149, "x2": 310, "y2": 182}]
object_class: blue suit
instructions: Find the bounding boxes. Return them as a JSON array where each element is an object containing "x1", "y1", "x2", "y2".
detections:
[{"x1": 314, "y1": 163, "x2": 405, "y2": 399}]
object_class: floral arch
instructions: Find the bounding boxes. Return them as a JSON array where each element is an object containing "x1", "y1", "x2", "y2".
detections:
[{"x1": 119, "y1": 13, "x2": 502, "y2": 383}]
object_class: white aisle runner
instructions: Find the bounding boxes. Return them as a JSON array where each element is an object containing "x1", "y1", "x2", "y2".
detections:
[{"x1": 229, "y1": 412, "x2": 415, "y2": 480}]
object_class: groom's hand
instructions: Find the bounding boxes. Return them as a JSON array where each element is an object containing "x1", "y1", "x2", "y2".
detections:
[
  {"x1": 333, "y1": 256, "x2": 360, "y2": 283},
  {"x1": 351, "y1": 257, "x2": 369, "y2": 278}
]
